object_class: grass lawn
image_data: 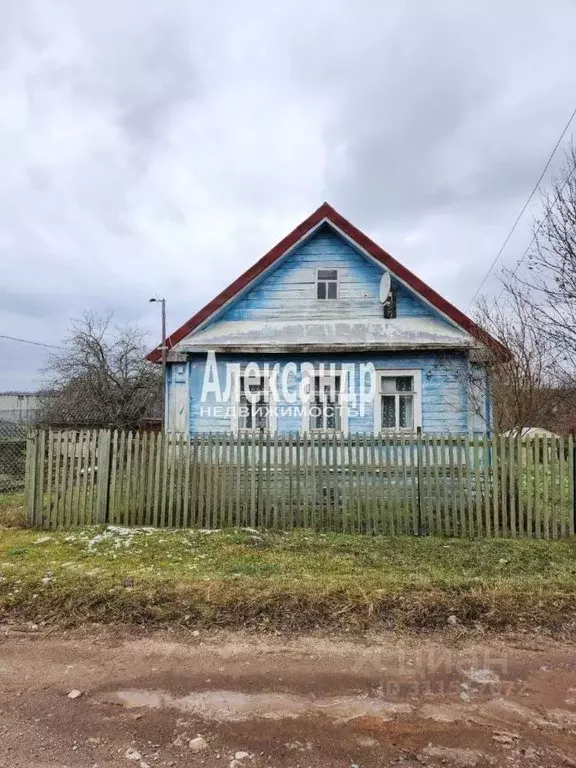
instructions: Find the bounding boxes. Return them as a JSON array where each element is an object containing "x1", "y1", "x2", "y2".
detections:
[
  {"x1": 1, "y1": 526, "x2": 576, "y2": 633},
  {"x1": 0, "y1": 492, "x2": 25, "y2": 528}
]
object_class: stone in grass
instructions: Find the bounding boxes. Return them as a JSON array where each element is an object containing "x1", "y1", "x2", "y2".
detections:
[
  {"x1": 189, "y1": 735, "x2": 208, "y2": 752},
  {"x1": 67, "y1": 689, "x2": 83, "y2": 699}
]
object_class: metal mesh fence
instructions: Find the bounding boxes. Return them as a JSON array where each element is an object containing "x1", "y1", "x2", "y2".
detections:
[{"x1": 0, "y1": 420, "x2": 27, "y2": 495}]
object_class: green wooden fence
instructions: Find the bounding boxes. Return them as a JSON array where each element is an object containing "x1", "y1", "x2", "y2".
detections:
[{"x1": 25, "y1": 429, "x2": 576, "y2": 537}]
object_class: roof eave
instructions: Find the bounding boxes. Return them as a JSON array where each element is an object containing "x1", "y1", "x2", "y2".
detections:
[{"x1": 147, "y1": 202, "x2": 509, "y2": 362}]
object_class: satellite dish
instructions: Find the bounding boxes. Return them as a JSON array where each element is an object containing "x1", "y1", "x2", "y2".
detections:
[{"x1": 379, "y1": 271, "x2": 391, "y2": 304}]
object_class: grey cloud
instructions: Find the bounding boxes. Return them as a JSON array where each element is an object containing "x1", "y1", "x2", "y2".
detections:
[
  {"x1": 290, "y1": 3, "x2": 576, "y2": 224},
  {"x1": 1, "y1": 0, "x2": 576, "y2": 389}
]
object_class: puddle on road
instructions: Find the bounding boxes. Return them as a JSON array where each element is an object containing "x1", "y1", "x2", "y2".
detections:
[
  {"x1": 105, "y1": 689, "x2": 414, "y2": 722},
  {"x1": 101, "y1": 687, "x2": 576, "y2": 733}
]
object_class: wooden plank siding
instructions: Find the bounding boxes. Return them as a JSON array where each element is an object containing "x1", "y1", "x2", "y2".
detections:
[
  {"x1": 160, "y1": 228, "x2": 491, "y2": 438},
  {"x1": 221, "y1": 229, "x2": 443, "y2": 323},
  {"x1": 187, "y1": 351, "x2": 472, "y2": 436}
]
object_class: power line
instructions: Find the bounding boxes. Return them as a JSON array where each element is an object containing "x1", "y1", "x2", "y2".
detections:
[
  {"x1": 0, "y1": 334, "x2": 63, "y2": 349},
  {"x1": 492, "y1": 167, "x2": 575, "y2": 304},
  {"x1": 466, "y1": 104, "x2": 576, "y2": 310}
]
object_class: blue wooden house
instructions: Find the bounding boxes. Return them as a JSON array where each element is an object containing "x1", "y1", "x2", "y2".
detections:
[{"x1": 149, "y1": 204, "x2": 504, "y2": 436}]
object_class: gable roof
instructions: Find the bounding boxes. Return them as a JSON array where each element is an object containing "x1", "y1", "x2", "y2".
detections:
[{"x1": 147, "y1": 202, "x2": 507, "y2": 361}]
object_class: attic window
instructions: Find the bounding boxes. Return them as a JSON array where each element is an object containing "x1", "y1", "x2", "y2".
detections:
[{"x1": 317, "y1": 269, "x2": 338, "y2": 299}]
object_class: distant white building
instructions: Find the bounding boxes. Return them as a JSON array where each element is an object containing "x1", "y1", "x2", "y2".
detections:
[
  {"x1": 0, "y1": 392, "x2": 45, "y2": 423},
  {"x1": 501, "y1": 427, "x2": 561, "y2": 439}
]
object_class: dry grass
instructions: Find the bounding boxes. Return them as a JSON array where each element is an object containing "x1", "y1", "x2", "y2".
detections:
[
  {"x1": 0, "y1": 493, "x2": 26, "y2": 528},
  {"x1": 1, "y1": 527, "x2": 576, "y2": 633}
]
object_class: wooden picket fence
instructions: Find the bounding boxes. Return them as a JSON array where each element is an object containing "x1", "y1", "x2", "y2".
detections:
[{"x1": 25, "y1": 428, "x2": 576, "y2": 537}]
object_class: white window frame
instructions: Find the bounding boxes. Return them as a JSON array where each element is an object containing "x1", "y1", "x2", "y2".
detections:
[
  {"x1": 231, "y1": 369, "x2": 277, "y2": 435},
  {"x1": 301, "y1": 371, "x2": 348, "y2": 435},
  {"x1": 374, "y1": 369, "x2": 422, "y2": 433},
  {"x1": 315, "y1": 267, "x2": 339, "y2": 300}
]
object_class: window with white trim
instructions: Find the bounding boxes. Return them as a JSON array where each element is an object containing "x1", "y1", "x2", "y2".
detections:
[
  {"x1": 311, "y1": 374, "x2": 342, "y2": 431},
  {"x1": 316, "y1": 269, "x2": 338, "y2": 299},
  {"x1": 376, "y1": 372, "x2": 421, "y2": 431},
  {"x1": 237, "y1": 374, "x2": 270, "y2": 431}
]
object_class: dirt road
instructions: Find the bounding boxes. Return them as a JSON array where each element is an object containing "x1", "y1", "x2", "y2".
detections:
[{"x1": 1, "y1": 627, "x2": 576, "y2": 767}]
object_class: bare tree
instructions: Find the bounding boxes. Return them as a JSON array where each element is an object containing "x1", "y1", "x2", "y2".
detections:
[
  {"x1": 523, "y1": 144, "x2": 576, "y2": 365},
  {"x1": 458, "y1": 143, "x2": 576, "y2": 435},
  {"x1": 39, "y1": 311, "x2": 161, "y2": 429},
  {"x1": 474, "y1": 283, "x2": 571, "y2": 433}
]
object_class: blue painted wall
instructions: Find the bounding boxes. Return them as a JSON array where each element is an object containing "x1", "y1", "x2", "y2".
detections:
[
  {"x1": 210, "y1": 225, "x2": 451, "y2": 326},
  {"x1": 166, "y1": 223, "x2": 491, "y2": 435},
  {"x1": 171, "y1": 351, "x2": 487, "y2": 435}
]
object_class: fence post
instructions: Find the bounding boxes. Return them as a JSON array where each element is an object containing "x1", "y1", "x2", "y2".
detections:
[
  {"x1": 96, "y1": 429, "x2": 112, "y2": 525},
  {"x1": 416, "y1": 427, "x2": 423, "y2": 535},
  {"x1": 25, "y1": 428, "x2": 38, "y2": 527}
]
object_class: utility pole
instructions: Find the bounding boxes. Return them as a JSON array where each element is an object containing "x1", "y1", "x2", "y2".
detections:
[{"x1": 150, "y1": 297, "x2": 167, "y2": 429}]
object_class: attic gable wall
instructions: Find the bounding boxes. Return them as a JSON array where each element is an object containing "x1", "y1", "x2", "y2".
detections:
[{"x1": 212, "y1": 226, "x2": 454, "y2": 327}]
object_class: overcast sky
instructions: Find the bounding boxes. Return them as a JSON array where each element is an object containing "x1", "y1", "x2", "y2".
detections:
[{"x1": 1, "y1": 0, "x2": 576, "y2": 391}]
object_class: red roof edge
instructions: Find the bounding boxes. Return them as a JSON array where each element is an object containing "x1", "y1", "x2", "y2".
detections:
[{"x1": 147, "y1": 202, "x2": 509, "y2": 363}]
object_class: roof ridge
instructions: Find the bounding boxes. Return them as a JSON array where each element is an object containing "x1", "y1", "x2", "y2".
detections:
[{"x1": 147, "y1": 205, "x2": 508, "y2": 361}]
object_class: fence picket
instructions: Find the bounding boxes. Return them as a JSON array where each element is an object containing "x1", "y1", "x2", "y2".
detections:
[
  {"x1": 167, "y1": 433, "x2": 176, "y2": 528},
  {"x1": 145, "y1": 433, "x2": 155, "y2": 526},
  {"x1": 211, "y1": 433, "x2": 219, "y2": 529},
  {"x1": 398, "y1": 434, "x2": 405, "y2": 535},
  {"x1": 445, "y1": 436, "x2": 453, "y2": 536},
  {"x1": 440, "y1": 436, "x2": 448, "y2": 536},
  {"x1": 550, "y1": 434, "x2": 558, "y2": 538},
  {"x1": 108, "y1": 431, "x2": 118, "y2": 525},
  {"x1": 182, "y1": 434, "x2": 191, "y2": 529},
  {"x1": 139, "y1": 432, "x2": 149, "y2": 526},
  {"x1": 56, "y1": 432, "x2": 66, "y2": 527},
  {"x1": 151, "y1": 432, "x2": 161, "y2": 527},
  {"x1": 482, "y1": 436, "x2": 491, "y2": 537},
  {"x1": 558, "y1": 435, "x2": 566, "y2": 537},
  {"x1": 473, "y1": 435, "x2": 482, "y2": 536},
  {"x1": 524, "y1": 435, "x2": 533, "y2": 537},
  {"x1": 569, "y1": 434, "x2": 575, "y2": 536},
  {"x1": 190, "y1": 435, "x2": 199, "y2": 527},
  {"x1": 35, "y1": 430, "x2": 46, "y2": 528},
  {"x1": 23, "y1": 427, "x2": 576, "y2": 539},
  {"x1": 65, "y1": 433, "x2": 77, "y2": 527},
  {"x1": 534, "y1": 436, "x2": 542, "y2": 538},
  {"x1": 294, "y1": 434, "x2": 302, "y2": 528},
  {"x1": 175, "y1": 433, "x2": 184, "y2": 528},
  {"x1": 376, "y1": 434, "x2": 384, "y2": 534},
  {"x1": 44, "y1": 430, "x2": 54, "y2": 529},
  {"x1": 114, "y1": 430, "x2": 125, "y2": 525},
  {"x1": 543, "y1": 435, "x2": 550, "y2": 539},
  {"x1": 498, "y1": 435, "x2": 506, "y2": 537},
  {"x1": 50, "y1": 432, "x2": 61, "y2": 528},
  {"x1": 344, "y1": 433, "x2": 352, "y2": 534},
  {"x1": 516, "y1": 432, "x2": 524, "y2": 536},
  {"x1": 432, "y1": 437, "x2": 440, "y2": 534},
  {"x1": 131, "y1": 432, "x2": 141, "y2": 527},
  {"x1": 455, "y1": 437, "x2": 464, "y2": 537},
  {"x1": 490, "y1": 434, "x2": 499, "y2": 537}
]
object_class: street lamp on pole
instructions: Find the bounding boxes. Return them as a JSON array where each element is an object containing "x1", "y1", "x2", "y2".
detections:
[{"x1": 149, "y1": 297, "x2": 167, "y2": 429}]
